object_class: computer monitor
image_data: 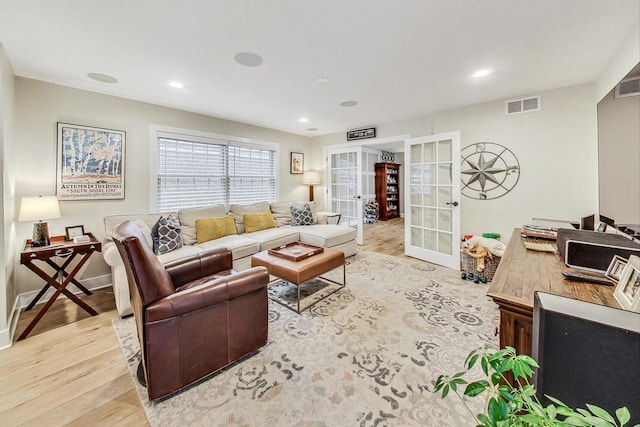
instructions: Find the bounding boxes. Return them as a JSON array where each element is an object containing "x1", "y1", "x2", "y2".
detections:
[{"x1": 532, "y1": 292, "x2": 640, "y2": 424}]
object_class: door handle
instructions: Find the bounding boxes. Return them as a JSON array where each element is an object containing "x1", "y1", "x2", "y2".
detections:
[
  {"x1": 353, "y1": 195, "x2": 361, "y2": 199},
  {"x1": 446, "y1": 201, "x2": 459, "y2": 207}
]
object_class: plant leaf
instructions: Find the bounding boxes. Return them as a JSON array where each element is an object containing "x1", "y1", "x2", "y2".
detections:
[
  {"x1": 546, "y1": 404, "x2": 557, "y2": 420},
  {"x1": 587, "y1": 404, "x2": 615, "y2": 424},
  {"x1": 488, "y1": 398, "x2": 506, "y2": 422},
  {"x1": 615, "y1": 407, "x2": 630, "y2": 426},
  {"x1": 476, "y1": 413, "x2": 491, "y2": 426},
  {"x1": 519, "y1": 413, "x2": 543, "y2": 424},
  {"x1": 464, "y1": 381, "x2": 489, "y2": 397},
  {"x1": 441, "y1": 384, "x2": 449, "y2": 398},
  {"x1": 491, "y1": 372, "x2": 501, "y2": 386},
  {"x1": 576, "y1": 408, "x2": 591, "y2": 417},
  {"x1": 467, "y1": 353, "x2": 479, "y2": 370},
  {"x1": 563, "y1": 416, "x2": 591, "y2": 426},
  {"x1": 580, "y1": 415, "x2": 615, "y2": 427},
  {"x1": 546, "y1": 395, "x2": 570, "y2": 409},
  {"x1": 519, "y1": 354, "x2": 540, "y2": 368}
]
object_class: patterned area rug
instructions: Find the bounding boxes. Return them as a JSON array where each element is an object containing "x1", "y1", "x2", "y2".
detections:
[{"x1": 112, "y1": 250, "x2": 499, "y2": 426}]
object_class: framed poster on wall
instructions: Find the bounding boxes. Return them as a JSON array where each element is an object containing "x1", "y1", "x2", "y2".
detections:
[{"x1": 56, "y1": 122, "x2": 125, "y2": 200}]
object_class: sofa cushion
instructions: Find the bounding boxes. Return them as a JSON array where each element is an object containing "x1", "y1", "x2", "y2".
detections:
[
  {"x1": 196, "y1": 234, "x2": 261, "y2": 260},
  {"x1": 291, "y1": 203, "x2": 315, "y2": 226},
  {"x1": 133, "y1": 219, "x2": 153, "y2": 247},
  {"x1": 179, "y1": 205, "x2": 227, "y2": 245},
  {"x1": 157, "y1": 245, "x2": 204, "y2": 264},
  {"x1": 152, "y1": 215, "x2": 183, "y2": 255},
  {"x1": 243, "y1": 211, "x2": 276, "y2": 233},
  {"x1": 298, "y1": 224, "x2": 357, "y2": 248},
  {"x1": 195, "y1": 215, "x2": 237, "y2": 243},
  {"x1": 270, "y1": 201, "x2": 294, "y2": 227},
  {"x1": 230, "y1": 201, "x2": 271, "y2": 234},
  {"x1": 245, "y1": 227, "x2": 299, "y2": 251},
  {"x1": 104, "y1": 212, "x2": 177, "y2": 242}
]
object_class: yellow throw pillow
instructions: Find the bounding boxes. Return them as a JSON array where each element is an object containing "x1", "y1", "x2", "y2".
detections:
[
  {"x1": 243, "y1": 211, "x2": 276, "y2": 233},
  {"x1": 195, "y1": 215, "x2": 237, "y2": 243}
]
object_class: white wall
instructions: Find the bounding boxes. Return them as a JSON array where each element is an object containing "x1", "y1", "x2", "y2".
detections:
[
  {"x1": 597, "y1": 88, "x2": 640, "y2": 224},
  {"x1": 11, "y1": 77, "x2": 312, "y2": 296},
  {"x1": 0, "y1": 45, "x2": 16, "y2": 347},
  {"x1": 432, "y1": 83, "x2": 599, "y2": 240},
  {"x1": 596, "y1": 19, "x2": 640, "y2": 102},
  {"x1": 313, "y1": 83, "x2": 600, "y2": 243}
]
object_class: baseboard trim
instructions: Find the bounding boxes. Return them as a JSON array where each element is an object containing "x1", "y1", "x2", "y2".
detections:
[
  {"x1": 17, "y1": 274, "x2": 112, "y2": 308},
  {"x1": 0, "y1": 274, "x2": 112, "y2": 350},
  {"x1": 0, "y1": 297, "x2": 22, "y2": 350}
]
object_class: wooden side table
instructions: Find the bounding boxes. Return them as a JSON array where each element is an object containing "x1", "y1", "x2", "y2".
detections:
[{"x1": 18, "y1": 233, "x2": 102, "y2": 341}]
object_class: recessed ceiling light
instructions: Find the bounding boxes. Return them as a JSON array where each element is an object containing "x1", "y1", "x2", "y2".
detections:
[
  {"x1": 169, "y1": 81, "x2": 184, "y2": 89},
  {"x1": 472, "y1": 69, "x2": 492, "y2": 78},
  {"x1": 307, "y1": 128, "x2": 318, "y2": 132},
  {"x1": 299, "y1": 118, "x2": 308, "y2": 123},
  {"x1": 87, "y1": 72, "x2": 118, "y2": 84},
  {"x1": 234, "y1": 52, "x2": 263, "y2": 67},
  {"x1": 316, "y1": 77, "x2": 330, "y2": 84},
  {"x1": 340, "y1": 101, "x2": 358, "y2": 107}
]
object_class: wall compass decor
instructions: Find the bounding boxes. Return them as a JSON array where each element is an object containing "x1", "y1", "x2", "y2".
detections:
[{"x1": 460, "y1": 142, "x2": 520, "y2": 200}]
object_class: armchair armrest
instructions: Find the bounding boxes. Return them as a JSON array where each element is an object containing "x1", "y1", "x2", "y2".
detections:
[
  {"x1": 164, "y1": 247, "x2": 233, "y2": 288},
  {"x1": 146, "y1": 266, "x2": 269, "y2": 321}
]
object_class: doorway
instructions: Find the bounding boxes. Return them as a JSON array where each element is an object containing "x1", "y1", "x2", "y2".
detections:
[{"x1": 324, "y1": 135, "x2": 409, "y2": 248}]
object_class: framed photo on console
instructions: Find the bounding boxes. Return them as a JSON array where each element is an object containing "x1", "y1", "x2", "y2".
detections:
[
  {"x1": 613, "y1": 255, "x2": 640, "y2": 312},
  {"x1": 65, "y1": 225, "x2": 85, "y2": 241},
  {"x1": 605, "y1": 255, "x2": 628, "y2": 282}
]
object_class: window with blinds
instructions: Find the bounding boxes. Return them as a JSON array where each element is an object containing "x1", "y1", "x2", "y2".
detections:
[{"x1": 157, "y1": 134, "x2": 276, "y2": 212}]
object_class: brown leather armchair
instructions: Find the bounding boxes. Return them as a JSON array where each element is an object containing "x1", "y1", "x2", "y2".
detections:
[{"x1": 112, "y1": 220, "x2": 270, "y2": 400}]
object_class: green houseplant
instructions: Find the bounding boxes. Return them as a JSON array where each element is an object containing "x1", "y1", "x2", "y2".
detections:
[{"x1": 434, "y1": 346, "x2": 636, "y2": 427}]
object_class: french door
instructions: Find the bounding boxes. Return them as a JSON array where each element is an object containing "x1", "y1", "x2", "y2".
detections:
[
  {"x1": 404, "y1": 131, "x2": 461, "y2": 269},
  {"x1": 326, "y1": 146, "x2": 378, "y2": 244}
]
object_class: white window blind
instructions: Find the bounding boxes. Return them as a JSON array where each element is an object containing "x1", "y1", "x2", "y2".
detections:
[
  {"x1": 157, "y1": 134, "x2": 276, "y2": 211},
  {"x1": 228, "y1": 145, "x2": 276, "y2": 206}
]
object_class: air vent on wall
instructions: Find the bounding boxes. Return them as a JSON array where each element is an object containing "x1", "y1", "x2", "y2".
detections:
[
  {"x1": 615, "y1": 76, "x2": 640, "y2": 98},
  {"x1": 505, "y1": 95, "x2": 541, "y2": 115}
]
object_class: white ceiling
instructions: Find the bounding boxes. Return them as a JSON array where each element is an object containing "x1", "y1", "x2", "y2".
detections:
[{"x1": 0, "y1": 0, "x2": 638, "y2": 137}]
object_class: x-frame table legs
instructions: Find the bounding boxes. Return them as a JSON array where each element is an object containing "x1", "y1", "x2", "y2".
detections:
[{"x1": 18, "y1": 252, "x2": 98, "y2": 341}]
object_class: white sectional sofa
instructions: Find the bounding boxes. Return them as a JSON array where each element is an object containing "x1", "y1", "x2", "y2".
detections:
[{"x1": 103, "y1": 201, "x2": 357, "y2": 316}]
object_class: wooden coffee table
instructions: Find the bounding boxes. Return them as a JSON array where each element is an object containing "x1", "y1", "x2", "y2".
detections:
[{"x1": 251, "y1": 244, "x2": 345, "y2": 313}]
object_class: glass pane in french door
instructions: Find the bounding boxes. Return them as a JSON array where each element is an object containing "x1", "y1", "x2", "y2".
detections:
[
  {"x1": 330, "y1": 152, "x2": 358, "y2": 227},
  {"x1": 409, "y1": 139, "x2": 454, "y2": 255}
]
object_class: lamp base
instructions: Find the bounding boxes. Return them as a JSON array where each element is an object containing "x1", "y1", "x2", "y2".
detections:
[
  {"x1": 309, "y1": 184, "x2": 315, "y2": 202},
  {"x1": 31, "y1": 222, "x2": 50, "y2": 247}
]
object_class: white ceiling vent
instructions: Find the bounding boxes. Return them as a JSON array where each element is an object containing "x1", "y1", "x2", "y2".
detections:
[
  {"x1": 505, "y1": 95, "x2": 541, "y2": 115},
  {"x1": 615, "y1": 76, "x2": 640, "y2": 98}
]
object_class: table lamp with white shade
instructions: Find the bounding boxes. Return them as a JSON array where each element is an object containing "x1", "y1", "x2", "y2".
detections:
[
  {"x1": 19, "y1": 195, "x2": 61, "y2": 246},
  {"x1": 302, "y1": 170, "x2": 321, "y2": 202}
]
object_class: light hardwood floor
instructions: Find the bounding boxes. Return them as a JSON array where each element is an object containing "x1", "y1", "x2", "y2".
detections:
[
  {"x1": 2, "y1": 289, "x2": 148, "y2": 426},
  {"x1": 361, "y1": 217, "x2": 406, "y2": 257},
  {"x1": 0, "y1": 218, "x2": 405, "y2": 426}
]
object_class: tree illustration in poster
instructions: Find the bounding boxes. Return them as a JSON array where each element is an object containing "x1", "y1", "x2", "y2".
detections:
[{"x1": 56, "y1": 122, "x2": 126, "y2": 200}]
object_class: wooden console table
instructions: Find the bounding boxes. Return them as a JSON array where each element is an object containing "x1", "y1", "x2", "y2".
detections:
[{"x1": 487, "y1": 228, "x2": 619, "y2": 356}]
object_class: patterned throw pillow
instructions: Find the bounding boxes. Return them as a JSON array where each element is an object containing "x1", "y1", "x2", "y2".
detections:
[
  {"x1": 290, "y1": 203, "x2": 315, "y2": 226},
  {"x1": 151, "y1": 215, "x2": 183, "y2": 255}
]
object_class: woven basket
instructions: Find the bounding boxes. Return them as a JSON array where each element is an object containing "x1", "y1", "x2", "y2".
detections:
[{"x1": 463, "y1": 253, "x2": 501, "y2": 282}]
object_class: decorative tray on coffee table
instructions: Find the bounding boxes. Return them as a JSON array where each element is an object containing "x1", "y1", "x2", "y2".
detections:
[{"x1": 268, "y1": 242, "x2": 324, "y2": 261}]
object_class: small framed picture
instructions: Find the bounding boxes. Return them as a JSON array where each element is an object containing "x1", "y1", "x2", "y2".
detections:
[
  {"x1": 290, "y1": 152, "x2": 304, "y2": 174},
  {"x1": 613, "y1": 255, "x2": 640, "y2": 312},
  {"x1": 605, "y1": 255, "x2": 628, "y2": 283},
  {"x1": 65, "y1": 225, "x2": 85, "y2": 241}
]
